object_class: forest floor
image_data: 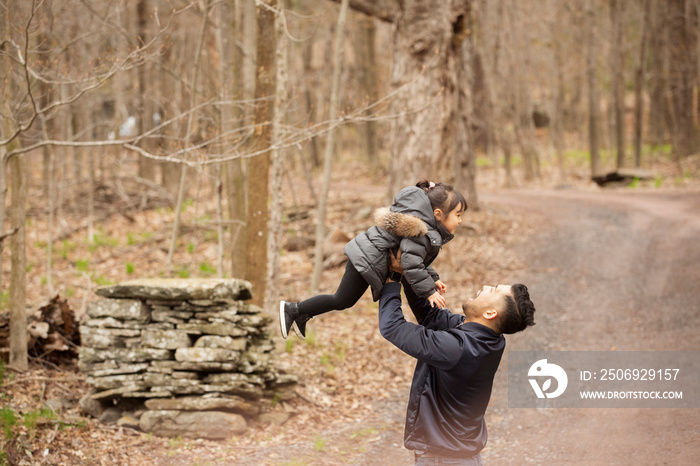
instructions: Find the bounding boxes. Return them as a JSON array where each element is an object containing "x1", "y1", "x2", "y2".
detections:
[{"x1": 1, "y1": 152, "x2": 700, "y2": 465}]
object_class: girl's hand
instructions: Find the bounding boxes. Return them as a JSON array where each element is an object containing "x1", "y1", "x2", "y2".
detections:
[
  {"x1": 427, "y1": 291, "x2": 446, "y2": 309},
  {"x1": 435, "y1": 280, "x2": 447, "y2": 294}
]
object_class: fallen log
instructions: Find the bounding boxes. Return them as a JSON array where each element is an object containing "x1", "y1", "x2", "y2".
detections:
[{"x1": 592, "y1": 168, "x2": 655, "y2": 186}]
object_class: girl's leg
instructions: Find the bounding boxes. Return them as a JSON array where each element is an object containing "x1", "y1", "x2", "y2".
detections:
[{"x1": 297, "y1": 261, "x2": 368, "y2": 317}]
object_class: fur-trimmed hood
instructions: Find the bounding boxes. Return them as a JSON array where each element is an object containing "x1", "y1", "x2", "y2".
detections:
[{"x1": 373, "y1": 207, "x2": 428, "y2": 238}]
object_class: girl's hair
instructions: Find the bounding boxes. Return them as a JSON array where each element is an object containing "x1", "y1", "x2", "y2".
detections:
[{"x1": 416, "y1": 180, "x2": 467, "y2": 214}]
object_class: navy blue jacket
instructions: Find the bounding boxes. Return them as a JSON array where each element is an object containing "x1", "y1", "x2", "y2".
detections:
[{"x1": 378, "y1": 281, "x2": 505, "y2": 458}]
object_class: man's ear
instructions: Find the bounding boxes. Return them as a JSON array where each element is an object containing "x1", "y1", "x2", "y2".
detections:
[{"x1": 483, "y1": 309, "x2": 498, "y2": 320}]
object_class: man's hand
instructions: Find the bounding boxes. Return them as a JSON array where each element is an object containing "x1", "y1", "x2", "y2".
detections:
[
  {"x1": 389, "y1": 249, "x2": 404, "y2": 274},
  {"x1": 435, "y1": 280, "x2": 447, "y2": 294},
  {"x1": 427, "y1": 291, "x2": 446, "y2": 309}
]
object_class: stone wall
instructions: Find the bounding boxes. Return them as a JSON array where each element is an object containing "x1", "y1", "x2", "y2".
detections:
[{"x1": 78, "y1": 278, "x2": 295, "y2": 439}]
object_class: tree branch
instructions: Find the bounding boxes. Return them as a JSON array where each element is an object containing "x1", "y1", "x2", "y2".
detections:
[
  {"x1": 0, "y1": 226, "x2": 20, "y2": 243},
  {"x1": 328, "y1": 0, "x2": 399, "y2": 23}
]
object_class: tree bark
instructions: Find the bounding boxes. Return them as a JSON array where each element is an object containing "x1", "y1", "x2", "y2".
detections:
[
  {"x1": 634, "y1": 0, "x2": 652, "y2": 167},
  {"x1": 265, "y1": 0, "x2": 289, "y2": 311},
  {"x1": 647, "y1": 0, "x2": 667, "y2": 147},
  {"x1": 551, "y1": 0, "x2": 566, "y2": 181},
  {"x1": 312, "y1": 0, "x2": 350, "y2": 294},
  {"x1": 9, "y1": 152, "x2": 28, "y2": 371},
  {"x1": 357, "y1": 12, "x2": 379, "y2": 166},
  {"x1": 454, "y1": 6, "x2": 478, "y2": 210},
  {"x1": 167, "y1": 0, "x2": 212, "y2": 272},
  {"x1": 611, "y1": 0, "x2": 626, "y2": 168},
  {"x1": 388, "y1": 0, "x2": 475, "y2": 201},
  {"x1": 137, "y1": 0, "x2": 156, "y2": 181},
  {"x1": 331, "y1": 0, "x2": 398, "y2": 23},
  {"x1": 246, "y1": 0, "x2": 277, "y2": 306},
  {"x1": 226, "y1": 0, "x2": 252, "y2": 279},
  {"x1": 0, "y1": 0, "x2": 17, "y2": 302},
  {"x1": 666, "y1": 0, "x2": 698, "y2": 162},
  {"x1": 586, "y1": 0, "x2": 602, "y2": 177}
]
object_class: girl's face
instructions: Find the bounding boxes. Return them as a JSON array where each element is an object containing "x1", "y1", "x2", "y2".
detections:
[{"x1": 435, "y1": 206, "x2": 464, "y2": 235}]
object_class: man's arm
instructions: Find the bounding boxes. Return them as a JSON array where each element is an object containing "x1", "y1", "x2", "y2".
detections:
[
  {"x1": 390, "y1": 250, "x2": 463, "y2": 329},
  {"x1": 403, "y1": 280, "x2": 462, "y2": 329},
  {"x1": 378, "y1": 282, "x2": 462, "y2": 370}
]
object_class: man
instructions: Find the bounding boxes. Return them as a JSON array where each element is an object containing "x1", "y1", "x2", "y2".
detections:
[{"x1": 379, "y1": 256, "x2": 536, "y2": 465}]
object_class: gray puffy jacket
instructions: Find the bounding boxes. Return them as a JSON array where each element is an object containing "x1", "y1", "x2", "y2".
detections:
[{"x1": 344, "y1": 186, "x2": 454, "y2": 301}]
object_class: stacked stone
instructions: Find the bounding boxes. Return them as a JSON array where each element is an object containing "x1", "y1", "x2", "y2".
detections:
[{"x1": 78, "y1": 278, "x2": 296, "y2": 439}]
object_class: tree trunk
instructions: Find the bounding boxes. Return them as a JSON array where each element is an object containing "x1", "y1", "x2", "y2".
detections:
[
  {"x1": 242, "y1": 0, "x2": 257, "y2": 127},
  {"x1": 312, "y1": 0, "x2": 350, "y2": 294},
  {"x1": 357, "y1": 12, "x2": 379, "y2": 166},
  {"x1": 611, "y1": 0, "x2": 626, "y2": 169},
  {"x1": 388, "y1": 0, "x2": 475, "y2": 198},
  {"x1": 0, "y1": 0, "x2": 17, "y2": 300},
  {"x1": 634, "y1": 0, "x2": 652, "y2": 167},
  {"x1": 137, "y1": 0, "x2": 156, "y2": 181},
  {"x1": 666, "y1": 0, "x2": 698, "y2": 162},
  {"x1": 224, "y1": 0, "x2": 249, "y2": 279},
  {"x1": 510, "y1": 0, "x2": 540, "y2": 181},
  {"x1": 586, "y1": 0, "x2": 602, "y2": 177},
  {"x1": 9, "y1": 152, "x2": 27, "y2": 371},
  {"x1": 300, "y1": 4, "x2": 321, "y2": 168},
  {"x1": 454, "y1": 7, "x2": 479, "y2": 210},
  {"x1": 265, "y1": 0, "x2": 289, "y2": 311},
  {"x1": 167, "y1": 0, "x2": 212, "y2": 272},
  {"x1": 647, "y1": 0, "x2": 667, "y2": 147},
  {"x1": 551, "y1": 0, "x2": 566, "y2": 181},
  {"x1": 246, "y1": 0, "x2": 277, "y2": 306}
]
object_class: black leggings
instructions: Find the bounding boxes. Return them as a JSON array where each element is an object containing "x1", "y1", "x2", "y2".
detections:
[{"x1": 297, "y1": 261, "x2": 369, "y2": 317}]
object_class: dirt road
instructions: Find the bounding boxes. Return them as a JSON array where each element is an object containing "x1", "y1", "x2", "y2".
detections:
[
  {"x1": 216, "y1": 188, "x2": 700, "y2": 465},
  {"x1": 482, "y1": 188, "x2": 700, "y2": 465}
]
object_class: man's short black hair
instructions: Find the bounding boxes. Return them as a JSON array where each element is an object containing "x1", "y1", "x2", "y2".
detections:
[{"x1": 499, "y1": 284, "x2": 535, "y2": 334}]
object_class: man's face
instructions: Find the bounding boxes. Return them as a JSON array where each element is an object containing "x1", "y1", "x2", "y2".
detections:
[{"x1": 462, "y1": 285, "x2": 513, "y2": 317}]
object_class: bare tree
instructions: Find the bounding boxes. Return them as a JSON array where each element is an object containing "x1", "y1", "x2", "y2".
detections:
[
  {"x1": 611, "y1": 0, "x2": 626, "y2": 168},
  {"x1": 666, "y1": 0, "x2": 698, "y2": 166},
  {"x1": 586, "y1": 0, "x2": 602, "y2": 177},
  {"x1": 311, "y1": 0, "x2": 350, "y2": 294},
  {"x1": 647, "y1": 0, "x2": 667, "y2": 148},
  {"x1": 226, "y1": 0, "x2": 256, "y2": 279},
  {"x1": 453, "y1": 8, "x2": 479, "y2": 210},
  {"x1": 137, "y1": 0, "x2": 156, "y2": 181},
  {"x1": 551, "y1": 0, "x2": 567, "y2": 180},
  {"x1": 634, "y1": 0, "x2": 652, "y2": 168},
  {"x1": 215, "y1": 0, "x2": 237, "y2": 278},
  {"x1": 246, "y1": 0, "x2": 277, "y2": 306},
  {"x1": 386, "y1": 0, "x2": 475, "y2": 197},
  {"x1": 356, "y1": 12, "x2": 379, "y2": 166},
  {"x1": 166, "y1": 0, "x2": 212, "y2": 272},
  {"x1": 265, "y1": 0, "x2": 289, "y2": 311},
  {"x1": 8, "y1": 150, "x2": 28, "y2": 371}
]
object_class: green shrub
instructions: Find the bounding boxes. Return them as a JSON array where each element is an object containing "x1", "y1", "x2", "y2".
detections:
[
  {"x1": 75, "y1": 259, "x2": 90, "y2": 273},
  {"x1": 0, "y1": 407, "x2": 17, "y2": 438}
]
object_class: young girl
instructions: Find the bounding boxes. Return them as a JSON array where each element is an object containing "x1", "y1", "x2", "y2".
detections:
[{"x1": 280, "y1": 180, "x2": 466, "y2": 339}]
